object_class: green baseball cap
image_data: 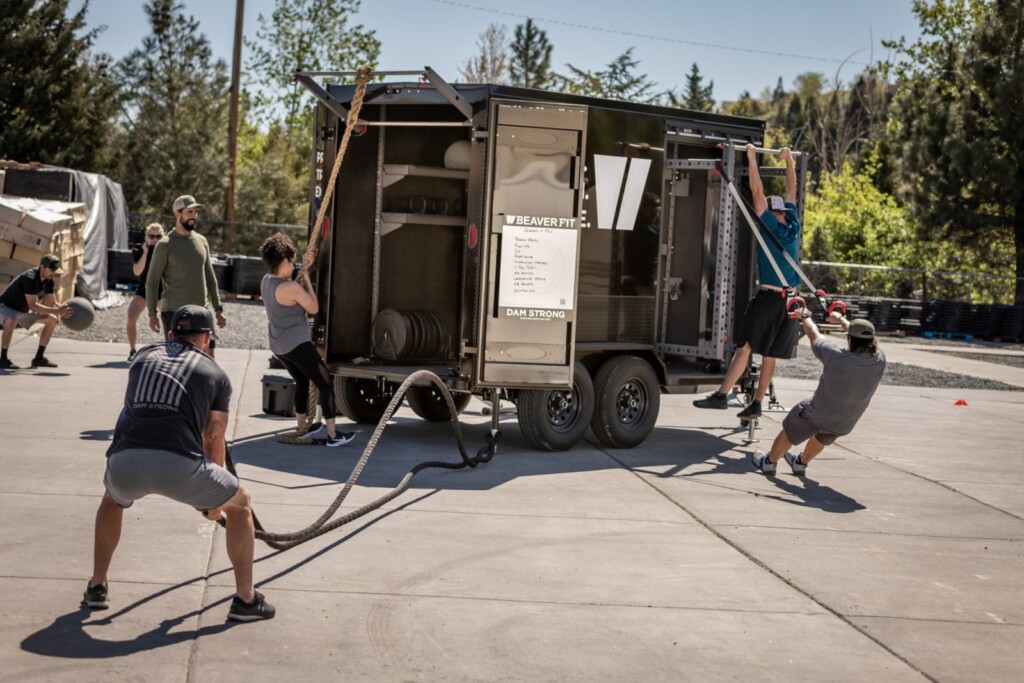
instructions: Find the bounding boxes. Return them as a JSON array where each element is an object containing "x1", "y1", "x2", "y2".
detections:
[
  {"x1": 172, "y1": 195, "x2": 203, "y2": 212},
  {"x1": 848, "y1": 318, "x2": 875, "y2": 340}
]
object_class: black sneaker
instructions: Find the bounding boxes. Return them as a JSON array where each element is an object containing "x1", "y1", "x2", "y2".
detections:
[
  {"x1": 227, "y1": 591, "x2": 276, "y2": 622},
  {"x1": 737, "y1": 400, "x2": 762, "y2": 419},
  {"x1": 326, "y1": 431, "x2": 355, "y2": 447},
  {"x1": 83, "y1": 583, "x2": 109, "y2": 609},
  {"x1": 0, "y1": 358, "x2": 19, "y2": 370},
  {"x1": 127, "y1": 349, "x2": 137, "y2": 362},
  {"x1": 693, "y1": 391, "x2": 728, "y2": 409},
  {"x1": 30, "y1": 356, "x2": 58, "y2": 368},
  {"x1": 302, "y1": 422, "x2": 325, "y2": 439}
]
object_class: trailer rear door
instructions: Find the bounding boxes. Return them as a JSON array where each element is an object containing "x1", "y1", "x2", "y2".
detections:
[{"x1": 477, "y1": 102, "x2": 587, "y2": 388}]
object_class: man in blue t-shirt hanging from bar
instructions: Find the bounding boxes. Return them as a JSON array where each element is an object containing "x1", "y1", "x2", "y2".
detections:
[{"x1": 694, "y1": 143, "x2": 800, "y2": 419}]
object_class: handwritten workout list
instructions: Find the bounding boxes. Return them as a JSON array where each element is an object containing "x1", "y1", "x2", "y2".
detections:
[{"x1": 498, "y1": 221, "x2": 578, "y2": 312}]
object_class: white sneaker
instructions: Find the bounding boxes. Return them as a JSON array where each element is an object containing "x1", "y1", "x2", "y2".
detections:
[
  {"x1": 751, "y1": 451, "x2": 777, "y2": 476},
  {"x1": 784, "y1": 451, "x2": 807, "y2": 476}
]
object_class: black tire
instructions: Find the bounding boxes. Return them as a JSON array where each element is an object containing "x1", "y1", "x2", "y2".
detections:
[
  {"x1": 407, "y1": 386, "x2": 472, "y2": 422},
  {"x1": 336, "y1": 377, "x2": 398, "y2": 424},
  {"x1": 516, "y1": 362, "x2": 594, "y2": 452},
  {"x1": 591, "y1": 355, "x2": 660, "y2": 448}
]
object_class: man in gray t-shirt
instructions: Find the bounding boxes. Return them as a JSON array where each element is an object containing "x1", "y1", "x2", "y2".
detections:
[
  {"x1": 84, "y1": 305, "x2": 275, "y2": 622},
  {"x1": 751, "y1": 312, "x2": 886, "y2": 477}
]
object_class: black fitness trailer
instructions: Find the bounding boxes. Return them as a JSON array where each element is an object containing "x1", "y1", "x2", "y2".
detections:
[{"x1": 296, "y1": 68, "x2": 808, "y2": 451}]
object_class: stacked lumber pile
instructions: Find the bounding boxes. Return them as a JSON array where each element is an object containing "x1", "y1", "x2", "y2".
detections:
[{"x1": 0, "y1": 196, "x2": 87, "y2": 301}]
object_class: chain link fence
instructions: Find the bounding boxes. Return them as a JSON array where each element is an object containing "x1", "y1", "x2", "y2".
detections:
[{"x1": 803, "y1": 261, "x2": 1023, "y2": 306}]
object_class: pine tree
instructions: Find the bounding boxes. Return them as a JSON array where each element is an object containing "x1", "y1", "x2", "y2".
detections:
[
  {"x1": 887, "y1": 0, "x2": 1024, "y2": 302},
  {"x1": 117, "y1": 0, "x2": 230, "y2": 217},
  {"x1": 509, "y1": 19, "x2": 553, "y2": 89},
  {"x1": 555, "y1": 49, "x2": 659, "y2": 103},
  {"x1": 0, "y1": 0, "x2": 121, "y2": 172},
  {"x1": 681, "y1": 63, "x2": 714, "y2": 112}
]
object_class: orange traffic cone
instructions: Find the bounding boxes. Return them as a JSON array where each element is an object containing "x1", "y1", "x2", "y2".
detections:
[{"x1": 954, "y1": 399, "x2": 969, "y2": 406}]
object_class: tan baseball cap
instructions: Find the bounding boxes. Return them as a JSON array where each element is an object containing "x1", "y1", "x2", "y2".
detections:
[{"x1": 172, "y1": 195, "x2": 203, "y2": 212}]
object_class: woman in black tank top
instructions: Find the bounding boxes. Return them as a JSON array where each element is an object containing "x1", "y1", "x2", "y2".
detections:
[{"x1": 126, "y1": 223, "x2": 164, "y2": 361}]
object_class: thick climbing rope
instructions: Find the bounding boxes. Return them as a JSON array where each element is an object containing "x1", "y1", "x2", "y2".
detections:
[
  {"x1": 277, "y1": 65, "x2": 375, "y2": 442},
  {"x1": 223, "y1": 370, "x2": 499, "y2": 550}
]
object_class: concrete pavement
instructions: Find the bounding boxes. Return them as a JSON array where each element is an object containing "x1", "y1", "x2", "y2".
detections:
[{"x1": 0, "y1": 337, "x2": 1021, "y2": 681}]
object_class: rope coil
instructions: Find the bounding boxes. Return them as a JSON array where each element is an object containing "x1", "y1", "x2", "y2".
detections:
[{"x1": 226, "y1": 370, "x2": 499, "y2": 550}]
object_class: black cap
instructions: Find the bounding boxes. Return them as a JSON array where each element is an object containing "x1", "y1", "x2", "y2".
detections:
[{"x1": 170, "y1": 305, "x2": 214, "y2": 333}]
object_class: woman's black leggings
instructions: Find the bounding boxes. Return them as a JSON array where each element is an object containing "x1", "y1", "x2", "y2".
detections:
[{"x1": 276, "y1": 341, "x2": 336, "y2": 420}]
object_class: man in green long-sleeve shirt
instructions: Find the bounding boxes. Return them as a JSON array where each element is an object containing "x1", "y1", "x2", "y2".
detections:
[{"x1": 147, "y1": 195, "x2": 226, "y2": 356}]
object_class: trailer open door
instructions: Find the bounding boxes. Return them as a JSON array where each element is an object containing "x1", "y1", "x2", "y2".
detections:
[{"x1": 477, "y1": 102, "x2": 588, "y2": 388}]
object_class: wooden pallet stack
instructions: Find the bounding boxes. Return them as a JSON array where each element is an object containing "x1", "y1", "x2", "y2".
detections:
[{"x1": 0, "y1": 196, "x2": 87, "y2": 301}]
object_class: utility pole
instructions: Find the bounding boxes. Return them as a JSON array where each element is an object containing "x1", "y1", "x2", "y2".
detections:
[{"x1": 224, "y1": 0, "x2": 245, "y2": 253}]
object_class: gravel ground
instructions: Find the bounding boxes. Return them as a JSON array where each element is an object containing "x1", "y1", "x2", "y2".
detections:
[
  {"x1": 920, "y1": 349, "x2": 1024, "y2": 369},
  {"x1": 48, "y1": 296, "x2": 1024, "y2": 391},
  {"x1": 772, "y1": 336, "x2": 1024, "y2": 391}
]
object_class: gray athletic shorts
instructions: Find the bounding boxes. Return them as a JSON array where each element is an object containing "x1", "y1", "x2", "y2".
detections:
[
  {"x1": 782, "y1": 399, "x2": 839, "y2": 447},
  {"x1": 0, "y1": 303, "x2": 47, "y2": 328},
  {"x1": 104, "y1": 447, "x2": 239, "y2": 511}
]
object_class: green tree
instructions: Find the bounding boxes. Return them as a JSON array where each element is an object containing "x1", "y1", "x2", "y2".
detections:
[
  {"x1": 245, "y1": 0, "x2": 380, "y2": 129},
  {"x1": 508, "y1": 18, "x2": 553, "y2": 89},
  {"x1": 722, "y1": 90, "x2": 763, "y2": 117},
  {"x1": 459, "y1": 23, "x2": 510, "y2": 84},
  {"x1": 675, "y1": 62, "x2": 714, "y2": 111},
  {"x1": 117, "y1": 0, "x2": 230, "y2": 216},
  {"x1": 0, "y1": 0, "x2": 121, "y2": 172},
  {"x1": 886, "y1": 0, "x2": 1024, "y2": 303},
  {"x1": 554, "y1": 49, "x2": 659, "y2": 103},
  {"x1": 804, "y1": 154, "x2": 930, "y2": 296}
]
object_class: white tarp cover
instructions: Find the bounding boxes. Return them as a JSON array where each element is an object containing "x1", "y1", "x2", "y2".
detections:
[{"x1": 3, "y1": 167, "x2": 128, "y2": 303}]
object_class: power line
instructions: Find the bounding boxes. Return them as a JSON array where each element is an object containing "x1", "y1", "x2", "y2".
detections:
[{"x1": 426, "y1": 0, "x2": 871, "y2": 67}]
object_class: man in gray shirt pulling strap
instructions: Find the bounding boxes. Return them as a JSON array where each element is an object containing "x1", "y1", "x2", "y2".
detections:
[{"x1": 751, "y1": 311, "x2": 886, "y2": 477}]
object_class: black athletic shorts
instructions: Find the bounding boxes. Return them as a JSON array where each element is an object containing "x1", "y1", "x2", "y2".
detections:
[{"x1": 736, "y1": 289, "x2": 799, "y2": 358}]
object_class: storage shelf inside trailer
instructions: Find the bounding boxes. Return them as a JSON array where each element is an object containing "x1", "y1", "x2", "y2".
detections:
[
  {"x1": 380, "y1": 212, "x2": 466, "y2": 236},
  {"x1": 381, "y1": 164, "x2": 469, "y2": 188}
]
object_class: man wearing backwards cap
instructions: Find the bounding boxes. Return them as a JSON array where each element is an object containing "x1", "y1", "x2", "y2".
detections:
[
  {"x1": 0, "y1": 254, "x2": 73, "y2": 370},
  {"x1": 694, "y1": 143, "x2": 801, "y2": 420},
  {"x1": 146, "y1": 194, "x2": 227, "y2": 356},
  {"x1": 751, "y1": 310, "x2": 886, "y2": 477},
  {"x1": 84, "y1": 304, "x2": 275, "y2": 621}
]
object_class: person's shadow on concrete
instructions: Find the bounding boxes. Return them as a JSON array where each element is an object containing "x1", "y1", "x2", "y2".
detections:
[
  {"x1": 19, "y1": 490, "x2": 435, "y2": 659},
  {"x1": 765, "y1": 474, "x2": 865, "y2": 513}
]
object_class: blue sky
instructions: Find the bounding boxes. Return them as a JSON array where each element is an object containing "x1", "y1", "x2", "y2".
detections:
[{"x1": 75, "y1": 0, "x2": 923, "y2": 103}]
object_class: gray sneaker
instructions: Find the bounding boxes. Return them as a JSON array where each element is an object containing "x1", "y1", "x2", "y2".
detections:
[
  {"x1": 784, "y1": 451, "x2": 807, "y2": 476},
  {"x1": 693, "y1": 391, "x2": 728, "y2": 409},
  {"x1": 227, "y1": 591, "x2": 276, "y2": 622},
  {"x1": 751, "y1": 451, "x2": 777, "y2": 476}
]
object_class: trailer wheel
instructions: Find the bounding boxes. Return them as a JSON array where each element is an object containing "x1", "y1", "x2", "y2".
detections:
[
  {"x1": 516, "y1": 362, "x2": 594, "y2": 452},
  {"x1": 591, "y1": 356, "x2": 660, "y2": 448},
  {"x1": 407, "y1": 386, "x2": 472, "y2": 422},
  {"x1": 336, "y1": 377, "x2": 398, "y2": 424}
]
